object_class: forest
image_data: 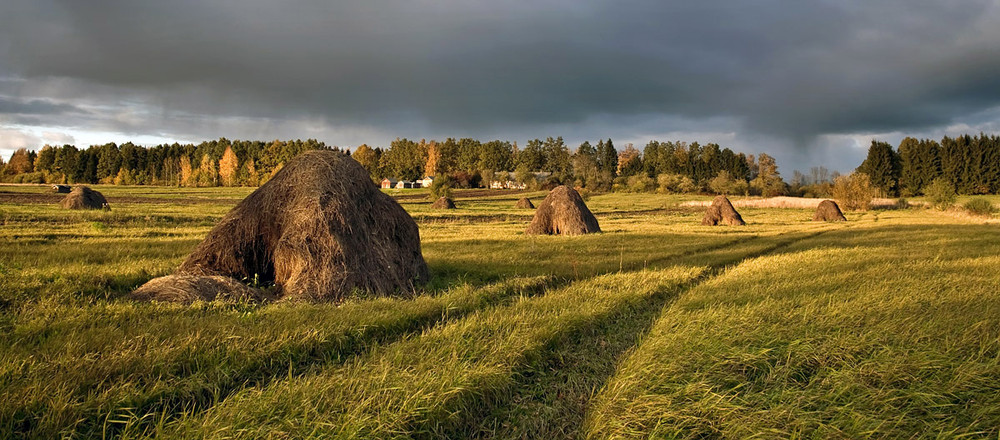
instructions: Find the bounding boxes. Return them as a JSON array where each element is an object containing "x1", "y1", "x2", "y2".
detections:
[{"x1": 2, "y1": 133, "x2": 999, "y2": 196}]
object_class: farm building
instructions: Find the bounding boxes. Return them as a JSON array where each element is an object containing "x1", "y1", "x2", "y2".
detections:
[
  {"x1": 490, "y1": 171, "x2": 551, "y2": 189},
  {"x1": 380, "y1": 178, "x2": 397, "y2": 189}
]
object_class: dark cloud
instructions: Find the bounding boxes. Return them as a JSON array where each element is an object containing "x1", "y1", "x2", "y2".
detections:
[
  {"x1": 0, "y1": 96, "x2": 87, "y2": 116},
  {"x1": 2, "y1": 0, "x2": 1000, "y2": 170}
]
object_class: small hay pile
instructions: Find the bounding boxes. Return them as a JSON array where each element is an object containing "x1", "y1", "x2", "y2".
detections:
[
  {"x1": 431, "y1": 197, "x2": 456, "y2": 209},
  {"x1": 51, "y1": 184, "x2": 71, "y2": 193},
  {"x1": 131, "y1": 150, "x2": 428, "y2": 303},
  {"x1": 515, "y1": 197, "x2": 535, "y2": 209},
  {"x1": 813, "y1": 199, "x2": 847, "y2": 221},
  {"x1": 60, "y1": 186, "x2": 109, "y2": 210},
  {"x1": 130, "y1": 275, "x2": 274, "y2": 304},
  {"x1": 702, "y1": 195, "x2": 745, "y2": 226},
  {"x1": 525, "y1": 185, "x2": 600, "y2": 236}
]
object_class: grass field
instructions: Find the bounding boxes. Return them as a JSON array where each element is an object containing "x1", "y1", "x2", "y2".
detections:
[{"x1": 1, "y1": 184, "x2": 999, "y2": 439}]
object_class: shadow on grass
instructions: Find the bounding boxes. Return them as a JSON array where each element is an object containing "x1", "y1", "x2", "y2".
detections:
[
  {"x1": 403, "y1": 229, "x2": 831, "y2": 438},
  {"x1": 54, "y1": 277, "x2": 568, "y2": 440}
]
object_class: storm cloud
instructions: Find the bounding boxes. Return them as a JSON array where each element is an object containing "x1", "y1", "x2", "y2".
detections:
[{"x1": 2, "y1": 0, "x2": 1000, "y2": 171}]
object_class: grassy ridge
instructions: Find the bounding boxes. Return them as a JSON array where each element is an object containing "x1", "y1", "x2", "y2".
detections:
[{"x1": 584, "y1": 219, "x2": 1000, "y2": 439}]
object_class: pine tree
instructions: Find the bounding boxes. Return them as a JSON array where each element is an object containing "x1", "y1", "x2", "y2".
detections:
[
  {"x1": 856, "y1": 140, "x2": 900, "y2": 196},
  {"x1": 597, "y1": 138, "x2": 618, "y2": 179}
]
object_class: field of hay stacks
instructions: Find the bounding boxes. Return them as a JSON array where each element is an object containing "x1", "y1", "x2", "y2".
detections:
[{"x1": 2, "y1": 184, "x2": 999, "y2": 439}]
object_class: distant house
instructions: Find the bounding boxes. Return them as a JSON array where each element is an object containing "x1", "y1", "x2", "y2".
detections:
[
  {"x1": 489, "y1": 171, "x2": 550, "y2": 190},
  {"x1": 419, "y1": 176, "x2": 435, "y2": 188},
  {"x1": 380, "y1": 178, "x2": 397, "y2": 189},
  {"x1": 394, "y1": 180, "x2": 414, "y2": 189}
]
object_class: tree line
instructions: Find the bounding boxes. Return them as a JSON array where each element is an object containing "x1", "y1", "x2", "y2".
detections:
[
  {"x1": 1, "y1": 139, "x2": 334, "y2": 186},
  {"x1": 857, "y1": 134, "x2": 1000, "y2": 196},
  {"x1": 1, "y1": 136, "x2": 788, "y2": 194},
  {"x1": 353, "y1": 137, "x2": 787, "y2": 195}
]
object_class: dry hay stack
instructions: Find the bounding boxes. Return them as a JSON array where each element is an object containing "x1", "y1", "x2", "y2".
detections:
[
  {"x1": 60, "y1": 186, "x2": 109, "y2": 210},
  {"x1": 702, "y1": 195, "x2": 745, "y2": 226},
  {"x1": 431, "y1": 197, "x2": 456, "y2": 209},
  {"x1": 131, "y1": 150, "x2": 429, "y2": 303},
  {"x1": 514, "y1": 197, "x2": 535, "y2": 209},
  {"x1": 51, "y1": 184, "x2": 71, "y2": 193},
  {"x1": 813, "y1": 199, "x2": 847, "y2": 221},
  {"x1": 130, "y1": 275, "x2": 274, "y2": 304},
  {"x1": 525, "y1": 185, "x2": 601, "y2": 236}
]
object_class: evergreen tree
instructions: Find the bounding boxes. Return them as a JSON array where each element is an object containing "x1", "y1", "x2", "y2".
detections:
[
  {"x1": 518, "y1": 139, "x2": 545, "y2": 171},
  {"x1": 856, "y1": 140, "x2": 900, "y2": 196},
  {"x1": 542, "y1": 137, "x2": 570, "y2": 177},
  {"x1": 597, "y1": 138, "x2": 618, "y2": 179}
]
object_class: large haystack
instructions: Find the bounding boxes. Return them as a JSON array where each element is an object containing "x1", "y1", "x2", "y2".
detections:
[
  {"x1": 702, "y1": 195, "x2": 745, "y2": 226},
  {"x1": 431, "y1": 197, "x2": 456, "y2": 209},
  {"x1": 515, "y1": 197, "x2": 535, "y2": 209},
  {"x1": 525, "y1": 185, "x2": 600, "y2": 236},
  {"x1": 60, "y1": 186, "x2": 109, "y2": 210},
  {"x1": 131, "y1": 150, "x2": 429, "y2": 303},
  {"x1": 813, "y1": 199, "x2": 847, "y2": 222}
]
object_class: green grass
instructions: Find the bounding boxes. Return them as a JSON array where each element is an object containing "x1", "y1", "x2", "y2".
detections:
[
  {"x1": 1, "y1": 184, "x2": 999, "y2": 438},
  {"x1": 584, "y1": 217, "x2": 1000, "y2": 439}
]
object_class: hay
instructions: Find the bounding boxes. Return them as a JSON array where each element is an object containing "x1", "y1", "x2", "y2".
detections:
[
  {"x1": 132, "y1": 150, "x2": 428, "y2": 303},
  {"x1": 51, "y1": 184, "x2": 71, "y2": 193},
  {"x1": 514, "y1": 197, "x2": 535, "y2": 209},
  {"x1": 702, "y1": 195, "x2": 746, "y2": 226},
  {"x1": 813, "y1": 199, "x2": 847, "y2": 221},
  {"x1": 431, "y1": 197, "x2": 456, "y2": 209},
  {"x1": 525, "y1": 185, "x2": 600, "y2": 236},
  {"x1": 60, "y1": 186, "x2": 109, "y2": 210},
  {"x1": 130, "y1": 275, "x2": 274, "y2": 304}
]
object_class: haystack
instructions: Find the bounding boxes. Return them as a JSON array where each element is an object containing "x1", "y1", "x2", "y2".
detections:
[
  {"x1": 60, "y1": 186, "x2": 109, "y2": 210},
  {"x1": 51, "y1": 184, "x2": 71, "y2": 193},
  {"x1": 514, "y1": 197, "x2": 535, "y2": 209},
  {"x1": 813, "y1": 199, "x2": 847, "y2": 222},
  {"x1": 130, "y1": 275, "x2": 274, "y2": 304},
  {"x1": 525, "y1": 185, "x2": 600, "y2": 235},
  {"x1": 431, "y1": 197, "x2": 456, "y2": 209},
  {"x1": 131, "y1": 150, "x2": 428, "y2": 303},
  {"x1": 702, "y1": 195, "x2": 745, "y2": 226}
]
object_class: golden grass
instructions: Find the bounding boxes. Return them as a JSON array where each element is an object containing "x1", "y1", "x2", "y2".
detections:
[{"x1": 1, "y1": 185, "x2": 998, "y2": 438}]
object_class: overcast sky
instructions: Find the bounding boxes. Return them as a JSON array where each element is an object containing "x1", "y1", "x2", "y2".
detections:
[{"x1": 3, "y1": 0, "x2": 1000, "y2": 172}]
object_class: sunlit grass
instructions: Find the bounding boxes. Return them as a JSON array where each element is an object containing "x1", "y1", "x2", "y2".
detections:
[{"x1": 1, "y1": 184, "x2": 998, "y2": 438}]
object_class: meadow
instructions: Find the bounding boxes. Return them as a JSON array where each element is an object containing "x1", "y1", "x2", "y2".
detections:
[{"x1": 1, "y1": 184, "x2": 998, "y2": 439}]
